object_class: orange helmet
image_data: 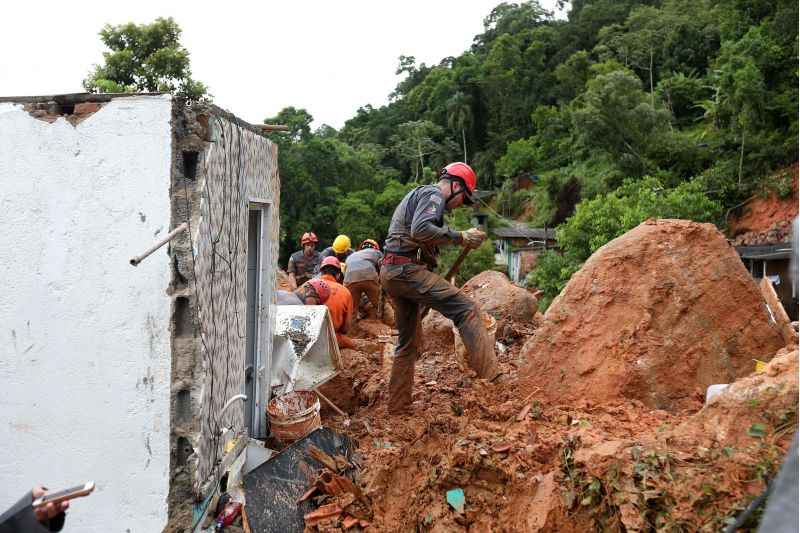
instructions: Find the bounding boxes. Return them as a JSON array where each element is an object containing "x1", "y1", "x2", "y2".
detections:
[
  {"x1": 441, "y1": 162, "x2": 477, "y2": 204},
  {"x1": 301, "y1": 232, "x2": 318, "y2": 245},
  {"x1": 304, "y1": 278, "x2": 330, "y2": 304},
  {"x1": 360, "y1": 239, "x2": 381, "y2": 251}
]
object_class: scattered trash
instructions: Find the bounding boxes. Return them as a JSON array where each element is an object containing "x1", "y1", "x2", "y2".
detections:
[
  {"x1": 705, "y1": 384, "x2": 730, "y2": 404},
  {"x1": 214, "y1": 501, "x2": 242, "y2": 531},
  {"x1": 446, "y1": 488, "x2": 465, "y2": 514},
  {"x1": 271, "y1": 305, "x2": 342, "y2": 395}
]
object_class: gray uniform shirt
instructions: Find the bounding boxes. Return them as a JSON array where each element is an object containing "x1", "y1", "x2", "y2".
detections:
[
  {"x1": 344, "y1": 248, "x2": 384, "y2": 284},
  {"x1": 384, "y1": 185, "x2": 461, "y2": 255}
]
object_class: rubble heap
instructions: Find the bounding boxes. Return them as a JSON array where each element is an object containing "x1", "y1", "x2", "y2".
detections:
[
  {"x1": 730, "y1": 219, "x2": 794, "y2": 246},
  {"x1": 519, "y1": 219, "x2": 787, "y2": 412}
]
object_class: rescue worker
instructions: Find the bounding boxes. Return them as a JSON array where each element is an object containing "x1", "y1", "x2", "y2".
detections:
[
  {"x1": 321, "y1": 235, "x2": 355, "y2": 264},
  {"x1": 287, "y1": 232, "x2": 322, "y2": 289},
  {"x1": 318, "y1": 256, "x2": 355, "y2": 349},
  {"x1": 276, "y1": 278, "x2": 330, "y2": 306},
  {"x1": 344, "y1": 239, "x2": 384, "y2": 320},
  {"x1": 380, "y1": 162, "x2": 499, "y2": 413}
]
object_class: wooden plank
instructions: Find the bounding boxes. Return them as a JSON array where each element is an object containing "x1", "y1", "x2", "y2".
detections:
[{"x1": 759, "y1": 277, "x2": 797, "y2": 345}]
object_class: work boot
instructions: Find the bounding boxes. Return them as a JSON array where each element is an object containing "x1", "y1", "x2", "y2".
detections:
[
  {"x1": 457, "y1": 310, "x2": 501, "y2": 380},
  {"x1": 388, "y1": 354, "x2": 416, "y2": 414}
]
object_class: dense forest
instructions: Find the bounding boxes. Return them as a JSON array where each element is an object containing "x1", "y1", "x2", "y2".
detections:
[{"x1": 263, "y1": 0, "x2": 797, "y2": 307}]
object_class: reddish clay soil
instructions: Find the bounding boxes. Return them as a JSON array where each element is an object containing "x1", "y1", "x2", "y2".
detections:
[
  {"x1": 728, "y1": 164, "x2": 798, "y2": 239},
  {"x1": 519, "y1": 219, "x2": 787, "y2": 412},
  {"x1": 319, "y1": 329, "x2": 796, "y2": 531},
  {"x1": 298, "y1": 224, "x2": 796, "y2": 531}
]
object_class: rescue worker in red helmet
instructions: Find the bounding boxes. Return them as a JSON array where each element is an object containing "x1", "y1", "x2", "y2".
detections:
[
  {"x1": 287, "y1": 232, "x2": 322, "y2": 289},
  {"x1": 276, "y1": 277, "x2": 330, "y2": 305},
  {"x1": 318, "y1": 256, "x2": 355, "y2": 349},
  {"x1": 380, "y1": 162, "x2": 499, "y2": 413}
]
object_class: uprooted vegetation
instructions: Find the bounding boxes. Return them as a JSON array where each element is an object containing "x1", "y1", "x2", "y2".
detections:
[{"x1": 304, "y1": 220, "x2": 796, "y2": 532}]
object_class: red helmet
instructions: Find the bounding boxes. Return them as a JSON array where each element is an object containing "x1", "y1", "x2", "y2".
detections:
[
  {"x1": 304, "y1": 278, "x2": 330, "y2": 304},
  {"x1": 442, "y1": 162, "x2": 477, "y2": 204},
  {"x1": 320, "y1": 256, "x2": 342, "y2": 271},
  {"x1": 360, "y1": 239, "x2": 381, "y2": 251},
  {"x1": 301, "y1": 232, "x2": 318, "y2": 245}
]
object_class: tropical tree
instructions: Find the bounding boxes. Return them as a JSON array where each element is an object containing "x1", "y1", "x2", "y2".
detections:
[
  {"x1": 446, "y1": 91, "x2": 474, "y2": 162},
  {"x1": 84, "y1": 17, "x2": 207, "y2": 100}
]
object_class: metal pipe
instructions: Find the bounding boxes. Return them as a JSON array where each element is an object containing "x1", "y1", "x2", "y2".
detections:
[
  {"x1": 130, "y1": 223, "x2": 188, "y2": 266},
  {"x1": 218, "y1": 394, "x2": 247, "y2": 419}
]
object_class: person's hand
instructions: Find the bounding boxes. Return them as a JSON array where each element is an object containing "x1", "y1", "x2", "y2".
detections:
[
  {"x1": 32, "y1": 486, "x2": 69, "y2": 523},
  {"x1": 461, "y1": 228, "x2": 486, "y2": 249}
]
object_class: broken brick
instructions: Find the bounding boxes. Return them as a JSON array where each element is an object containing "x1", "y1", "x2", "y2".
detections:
[{"x1": 73, "y1": 102, "x2": 102, "y2": 114}]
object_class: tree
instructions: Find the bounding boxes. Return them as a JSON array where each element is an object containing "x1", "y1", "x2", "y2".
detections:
[
  {"x1": 572, "y1": 68, "x2": 671, "y2": 177},
  {"x1": 84, "y1": 17, "x2": 207, "y2": 100},
  {"x1": 446, "y1": 92, "x2": 474, "y2": 162},
  {"x1": 264, "y1": 107, "x2": 314, "y2": 143},
  {"x1": 390, "y1": 121, "x2": 456, "y2": 180}
]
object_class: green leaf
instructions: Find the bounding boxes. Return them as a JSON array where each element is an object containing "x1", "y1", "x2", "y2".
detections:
[{"x1": 747, "y1": 423, "x2": 767, "y2": 438}]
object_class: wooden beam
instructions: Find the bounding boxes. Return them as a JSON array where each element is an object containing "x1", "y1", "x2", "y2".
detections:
[{"x1": 759, "y1": 277, "x2": 797, "y2": 345}]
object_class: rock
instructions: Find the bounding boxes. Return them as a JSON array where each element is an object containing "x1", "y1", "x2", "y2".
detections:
[
  {"x1": 461, "y1": 271, "x2": 538, "y2": 331},
  {"x1": 519, "y1": 219, "x2": 787, "y2": 412},
  {"x1": 421, "y1": 310, "x2": 455, "y2": 354}
]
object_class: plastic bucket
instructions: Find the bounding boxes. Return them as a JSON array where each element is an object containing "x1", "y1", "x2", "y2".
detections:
[{"x1": 267, "y1": 390, "x2": 321, "y2": 444}]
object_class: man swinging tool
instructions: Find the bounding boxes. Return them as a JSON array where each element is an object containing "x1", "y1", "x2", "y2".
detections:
[{"x1": 380, "y1": 162, "x2": 500, "y2": 414}]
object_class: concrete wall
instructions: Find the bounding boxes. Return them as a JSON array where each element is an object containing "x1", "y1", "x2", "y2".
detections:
[
  {"x1": 166, "y1": 104, "x2": 280, "y2": 526},
  {"x1": 0, "y1": 95, "x2": 173, "y2": 532}
]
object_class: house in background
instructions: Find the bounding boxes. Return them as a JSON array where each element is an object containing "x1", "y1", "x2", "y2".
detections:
[
  {"x1": 736, "y1": 241, "x2": 797, "y2": 320},
  {"x1": 492, "y1": 224, "x2": 557, "y2": 284},
  {"x1": 0, "y1": 93, "x2": 280, "y2": 532}
]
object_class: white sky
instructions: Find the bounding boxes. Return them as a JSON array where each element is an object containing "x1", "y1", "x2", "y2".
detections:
[{"x1": 0, "y1": 0, "x2": 562, "y2": 129}]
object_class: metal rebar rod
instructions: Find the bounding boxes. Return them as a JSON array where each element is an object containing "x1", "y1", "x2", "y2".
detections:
[{"x1": 129, "y1": 222, "x2": 188, "y2": 266}]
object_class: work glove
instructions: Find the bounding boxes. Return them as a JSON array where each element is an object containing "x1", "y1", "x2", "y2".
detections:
[{"x1": 461, "y1": 227, "x2": 487, "y2": 249}]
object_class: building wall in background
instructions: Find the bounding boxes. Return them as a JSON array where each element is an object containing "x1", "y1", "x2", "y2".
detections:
[{"x1": 0, "y1": 95, "x2": 173, "y2": 532}]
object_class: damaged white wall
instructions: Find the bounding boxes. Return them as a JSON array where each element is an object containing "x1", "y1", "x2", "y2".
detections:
[{"x1": 0, "y1": 95, "x2": 173, "y2": 532}]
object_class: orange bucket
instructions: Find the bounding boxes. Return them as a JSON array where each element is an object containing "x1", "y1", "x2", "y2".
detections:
[{"x1": 267, "y1": 390, "x2": 321, "y2": 444}]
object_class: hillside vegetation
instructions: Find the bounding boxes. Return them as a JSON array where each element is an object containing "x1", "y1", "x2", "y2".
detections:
[{"x1": 267, "y1": 0, "x2": 797, "y2": 305}]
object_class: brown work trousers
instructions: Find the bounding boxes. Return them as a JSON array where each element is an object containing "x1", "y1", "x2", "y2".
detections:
[
  {"x1": 346, "y1": 279, "x2": 382, "y2": 319},
  {"x1": 380, "y1": 263, "x2": 499, "y2": 413}
]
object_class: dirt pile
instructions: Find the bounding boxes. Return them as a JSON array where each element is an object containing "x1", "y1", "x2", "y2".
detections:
[
  {"x1": 730, "y1": 219, "x2": 795, "y2": 246},
  {"x1": 316, "y1": 335, "x2": 796, "y2": 531},
  {"x1": 519, "y1": 219, "x2": 787, "y2": 412},
  {"x1": 420, "y1": 271, "x2": 540, "y2": 356},
  {"x1": 728, "y1": 164, "x2": 798, "y2": 240}
]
